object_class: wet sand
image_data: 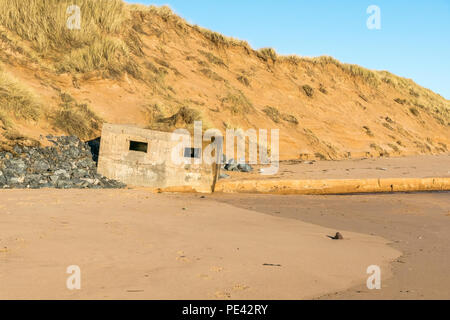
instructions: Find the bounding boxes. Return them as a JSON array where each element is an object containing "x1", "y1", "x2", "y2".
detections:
[{"x1": 213, "y1": 192, "x2": 450, "y2": 299}]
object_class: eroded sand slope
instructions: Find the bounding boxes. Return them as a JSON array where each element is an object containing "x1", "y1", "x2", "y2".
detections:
[{"x1": 0, "y1": 3, "x2": 449, "y2": 160}]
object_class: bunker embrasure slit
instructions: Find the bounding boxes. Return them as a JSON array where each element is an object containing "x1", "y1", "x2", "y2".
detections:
[
  {"x1": 184, "y1": 147, "x2": 201, "y2": 159},
  {"x1": 129, "y1": 140, "x2": 148, "y2": 153}
]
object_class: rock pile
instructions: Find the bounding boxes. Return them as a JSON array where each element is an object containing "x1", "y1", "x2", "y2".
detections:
[
  {"x1": 0, "y1": 136, "x2": 126, "y2": 189},
  {"x1": 223, "y1": 158, "x2": 253, "y2": 173}
]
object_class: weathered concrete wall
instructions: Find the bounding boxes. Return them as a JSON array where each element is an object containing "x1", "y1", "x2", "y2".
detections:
[
  {"x1": 97, "y1": 124, "x2": 217, "y2": 193},
  {"x1": 215, "y1": 178, "x2": 450, "y2": 195}
]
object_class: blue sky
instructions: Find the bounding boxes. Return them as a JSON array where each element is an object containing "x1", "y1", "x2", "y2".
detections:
[{"x1": 126, "y1": 0, "x2": 450, "y2": 99}]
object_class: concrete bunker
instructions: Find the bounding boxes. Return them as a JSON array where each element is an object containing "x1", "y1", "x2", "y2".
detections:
[{"x1": 97, "y1": 124, "x2": 219, "y2": 193}]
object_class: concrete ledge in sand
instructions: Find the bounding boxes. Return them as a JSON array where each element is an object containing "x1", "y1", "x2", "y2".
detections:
[{"x1": 214, "y1": 177, "x2": 450, "y2": 195}]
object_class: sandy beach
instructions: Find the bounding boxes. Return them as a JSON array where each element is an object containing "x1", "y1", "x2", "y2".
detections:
[
  {"x1": 214, "y1": 192, "x2": 450, "y2": 299},
  {"x1": 1, "y1": 155, "x2": 449, "y2": 300},
  {"x1": 224, "y1": 154, "x2": 450, "y2": 181},
  {"x1": 0, "y1": 0, "x2": 448, "y2": 304},
  {"x1": 0, "y1": 189, "x2": 400, "y2": 300}
]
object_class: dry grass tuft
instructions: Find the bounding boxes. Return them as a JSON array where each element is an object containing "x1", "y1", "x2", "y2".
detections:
[
  {"x1": 145, "y1": 5, "x2": 176, "y2": 21},
  {"x1": 199, "y1": 68, "x2": 224, "y2": 82},
  {"x1": 394, "y1": 98, "x2": 407, "y2": 105},
  {"x1": 263, "y1": 106, "x2": 298, "y2": 125},
  {"x1": 409, "y1": 107, "x2": 420, "y2": 117},
  {"x1": 319, "y1": 84, "x2": 328, "y2": 94},
  {"x1": 0, "y1": 70, "x2": 41, "y2": 121},
  {"x1": 302, "y1": 85, "x2": 314, "y2": 97},
  {"x1": 164, "y1": 106, "x2": 201, "y2": 126},
  {"x1": 193, "y1": 25, "x2": 249, "y2": 48},
  {"x1": 57, "y1": 38, "x2": 141, "y2": 78},
  {"x1": 363, "y1": 126, "x2": 374, "y2": 137},
  {"x1": 237, "y1": 75, "x2": 250, "y2": 87},
  {"x1": 282, "y1": 114, "x2": 299, "y2": 125},
  {"x1": 52, "y1": 92, "x2": 102, "y2": 140},
  {"x1": 280, "y1": 55, "x2": 302, "y2": 65},
  {"x1": 221, "y1": 91, "x2": 253, "y2": 115},
  {"x1": 257, "y1": 48, "x2": 277, "y2": 62},
  {"x1": 142, "y1": 104, "x2": 164, "y2": 123},
  {"x1": 263, "y1": 106, "x2": 281, "y2": 123},
  {"x1": 0, "y1": 110, "x2": 12, "y2": 129},
  {"x1": 148, "y1": 106, "x2": 202, "y2": 132},
  {"x1": 198, "y1": 50, "x2": 227, "y2": 68}
]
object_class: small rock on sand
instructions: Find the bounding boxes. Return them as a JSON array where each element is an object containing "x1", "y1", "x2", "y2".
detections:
[{"x1": 329, "y1": 232, "x2": 344, "y2": 240}]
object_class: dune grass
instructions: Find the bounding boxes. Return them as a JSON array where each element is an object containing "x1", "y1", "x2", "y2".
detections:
[
  {"x1": 302, "y1": 85, "x2": 314, "y2": 97},
  {"x1": 257, "y1": 48, "x2": 278, "y2": 62},
  {"x1": 0, "y1": 0, "x2": 126, "y2": 51},
  {"x1": 146, "y1": 105, "x2": 203, "y2": 132},
  {"x1": 193, "y1": 25, "x2": 250, "y2": 48},
  {"x1": 52, "y1": 92, "x2": 102, "y2": 140},
  {"x1": 199, "y1": 68, "x2": 224, "y2": 82},
  {"x1": 53, "y1": 105, "x2": 101, "y2": 140},
  {"x1": 0, "y1": 110, "x2": 12, "y2": 130},
  {"x1": 162, "y1": 106, "x2": 201, "y2": 126},
  {"x1": 281, "y1": 55, "x2": 449, "y2": 124},
  {"x1": 221, "y1": 90, "x2": 253, "y2": 115},
  {"x1": 0, "y1": 70, "x2": 41, "y2": 122},
  {"x1": 263, "y1": 106, "x2": 299, "y2": 125},
  {"x1": 282, "y1": 114, "x2": 299, "y2": 125},
  {"x1": 263, "y1": 106, "x2": 281, "y2": 123},
  {"x1": 56, "y1": 38, "x2": 141, "y2": 78},
  {"x1": 237, "y1": 75, "x2": 250, "y2": 87},
  {"x1": 198, "y1": 50, "x2": 227, "y2": 68},
  {"x1": 0, "y1": 0, "x2": 140, "y2": 78}
]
